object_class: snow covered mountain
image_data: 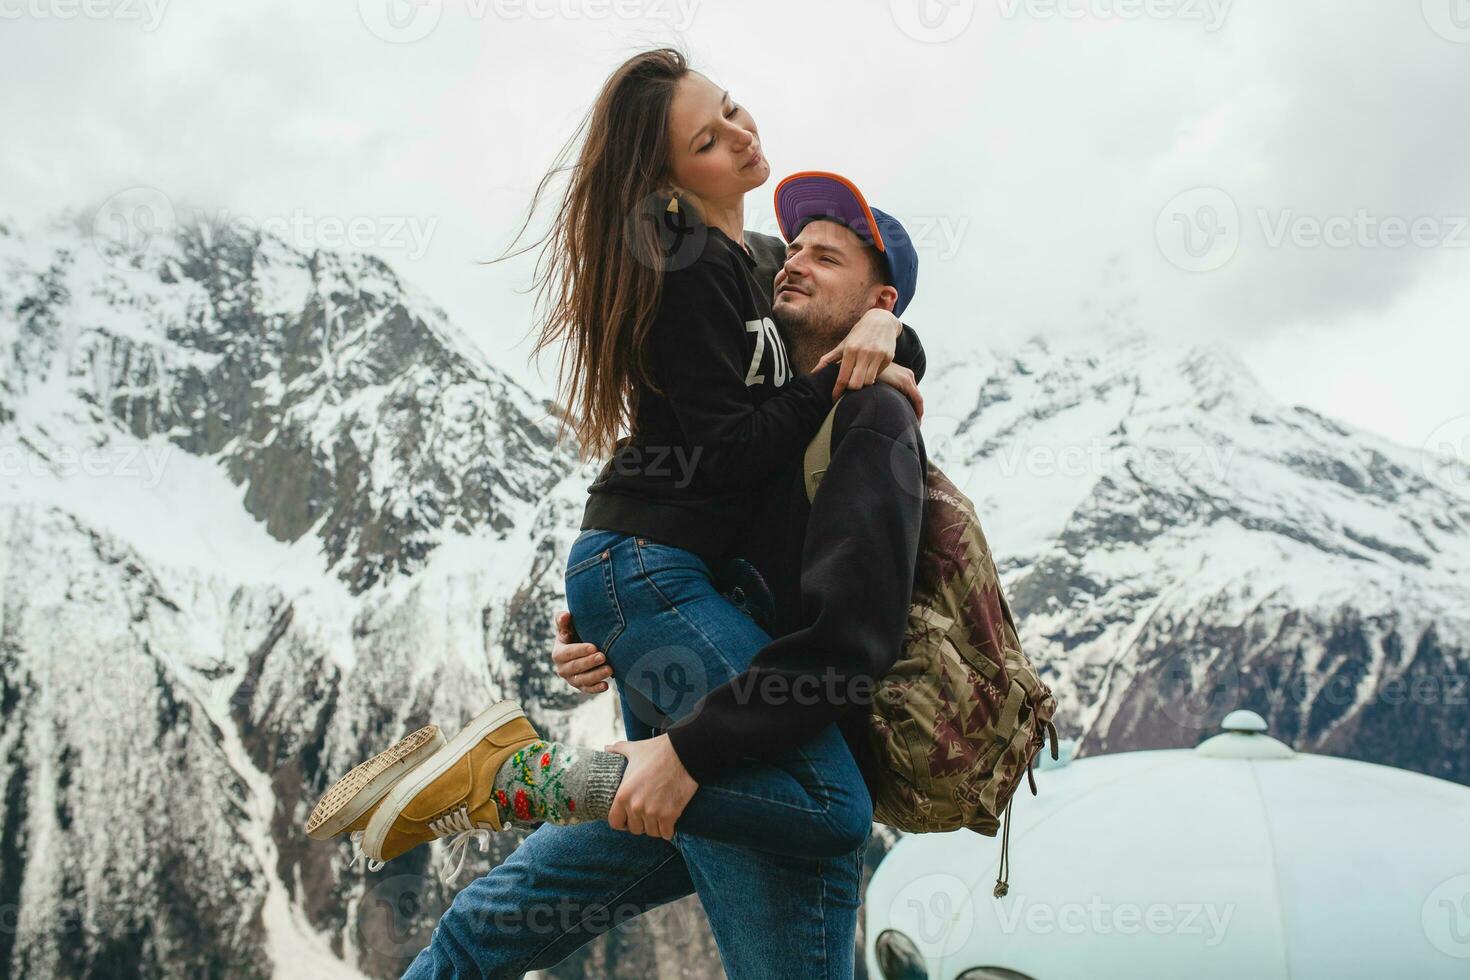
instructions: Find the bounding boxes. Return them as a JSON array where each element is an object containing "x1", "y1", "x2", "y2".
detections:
[
  {"x1": 920, "y1": 334, "x2": 1470, "y2": 782},
  {"x1": 1, "y1": 209, "x2": 1466, "y2": 979}
]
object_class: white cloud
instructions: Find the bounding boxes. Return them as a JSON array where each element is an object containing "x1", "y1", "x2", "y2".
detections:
[{"x1": 2, "y1": 0, "x2": 1462, "y2": 445}]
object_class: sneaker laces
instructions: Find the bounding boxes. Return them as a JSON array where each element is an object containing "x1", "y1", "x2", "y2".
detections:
[
  {"x1": 429, "y1": 806, "x2": 494, "y2": 884},
  {"x1": 349, "y1": 830, "x2": 384, "y2": 873}
]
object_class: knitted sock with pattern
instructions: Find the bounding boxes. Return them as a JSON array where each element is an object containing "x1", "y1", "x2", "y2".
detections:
[{"x1": 491, "y1": 740, "x2": 626, "y2": 826}]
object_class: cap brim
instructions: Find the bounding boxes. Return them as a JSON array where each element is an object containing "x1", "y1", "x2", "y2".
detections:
[{"x1": 774, "y1": 171, "x2": 886, "y2": 252}]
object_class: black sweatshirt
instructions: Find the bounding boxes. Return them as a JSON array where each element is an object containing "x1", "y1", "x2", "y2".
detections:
[
  {"x1": 667, "y1": 384, "x2": 928, "y2": 801},
  {"x1": 580, "y1": 226, "x2": 925, "y2": 560}
]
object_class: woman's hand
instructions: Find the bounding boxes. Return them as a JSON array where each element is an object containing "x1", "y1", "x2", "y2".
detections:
[
  {"x1": 604, "y1": 734, "x2": 698, "y2": 840},
  {"x1": 551, "y1": 611, "x2": 613, "y2": 694},
  {"x1": 877, "y1": 363, "x2": 924, "y2": 422},
  {"x1": 815, "y1": 308, "x2": 902, "y2": 398}
]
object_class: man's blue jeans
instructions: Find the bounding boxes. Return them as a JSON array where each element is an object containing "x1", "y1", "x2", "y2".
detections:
[
  {"x1": 398, "y1": 820, "x2": 866, "y2": 979},
  {"x1": 399, "y1": 527, "x2": 871, "y2": 978},
  {"x1": 563, "y1": 529, "x2": 871, "y2": 857}
]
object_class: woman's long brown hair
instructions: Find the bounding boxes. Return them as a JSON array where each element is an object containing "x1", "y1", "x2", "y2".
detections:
[{"x1": 511, "y1": 48, "x2": 692, "y2": 458}]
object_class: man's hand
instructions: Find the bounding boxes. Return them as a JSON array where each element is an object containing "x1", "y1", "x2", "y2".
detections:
[
  {"x1": 604, "y1": 734, "x2": 698, "y2": 840},
  {"x1": 815, "y1": 308, "x2": 902, "y2": 398},
  {"x1": 551, "y1": 611, "x2": 613, "y2": 694},
  {"x1": 877, "y1": 363, "x2": 924, "y2": 421}
]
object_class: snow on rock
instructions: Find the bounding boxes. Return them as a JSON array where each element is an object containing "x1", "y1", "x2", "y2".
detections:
[{"x1": 2, "y1": 210, "x2": 1467, "y2": 979}]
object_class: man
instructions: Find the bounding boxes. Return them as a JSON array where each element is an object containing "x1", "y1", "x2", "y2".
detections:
[{"x1": 400, "y1": 173, "x2": 928, "y2": 979}]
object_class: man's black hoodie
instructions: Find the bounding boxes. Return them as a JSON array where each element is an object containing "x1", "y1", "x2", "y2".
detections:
[{"x1": 667, "y1": 383, "x2": 927, "y2": 802}]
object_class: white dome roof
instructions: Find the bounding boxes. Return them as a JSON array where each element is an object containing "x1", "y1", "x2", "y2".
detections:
[{"x1": 864, "y1": 711, "x2": 1470, "y2": 980}]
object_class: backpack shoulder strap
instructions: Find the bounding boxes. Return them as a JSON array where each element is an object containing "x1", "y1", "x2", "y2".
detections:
[{"x1": 802, "y1": 399, "x2": 843, "y2": 504}]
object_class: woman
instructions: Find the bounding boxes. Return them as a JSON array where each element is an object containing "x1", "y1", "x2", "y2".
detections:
[{"x1": 305, "y1": 48, "x2": 921, "y2": 875}]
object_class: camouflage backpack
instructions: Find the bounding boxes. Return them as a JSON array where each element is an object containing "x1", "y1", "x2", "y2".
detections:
[{"x1": 803, "y1": 403, "x2": 1060, "y2": 897}]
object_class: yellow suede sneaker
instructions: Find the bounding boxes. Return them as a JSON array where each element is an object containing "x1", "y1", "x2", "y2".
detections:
[
  {"x1": 305, "y1": 723, "x2": 446, "y2": 840},
  {"x1": 362, "y1": 701, "x2": 540, "y2": 880}
]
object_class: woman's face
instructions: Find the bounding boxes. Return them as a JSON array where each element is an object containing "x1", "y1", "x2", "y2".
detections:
[{"x1": 664, "y1": 71, "x2": 769, "y2": 206}]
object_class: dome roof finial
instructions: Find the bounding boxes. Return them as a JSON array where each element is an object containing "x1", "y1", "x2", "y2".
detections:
[
  {"x1": 1221, "y1": 708, "x2": 1269, "y2": 733},
  {"x1": 1196, "y1": 707, "x2": 1294, "y2": 759}
]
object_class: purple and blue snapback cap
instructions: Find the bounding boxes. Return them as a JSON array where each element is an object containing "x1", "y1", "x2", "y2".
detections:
[{"x1": 774, "y1": 170, "x2": 919, "y2": 317}]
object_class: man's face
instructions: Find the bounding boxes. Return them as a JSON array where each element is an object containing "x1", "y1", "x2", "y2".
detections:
[{"x1": 772, "y1": 218, "x2": 895, "y2": 338}]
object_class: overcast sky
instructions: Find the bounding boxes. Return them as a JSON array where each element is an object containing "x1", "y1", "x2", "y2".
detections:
[{"x1": 4, "y1": 0, "x2": 1467, "y2": 458}]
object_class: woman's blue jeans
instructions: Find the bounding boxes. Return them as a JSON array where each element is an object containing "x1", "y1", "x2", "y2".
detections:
[{"x1": 564, "y1": 529, "x2": 872, "y2": 859}]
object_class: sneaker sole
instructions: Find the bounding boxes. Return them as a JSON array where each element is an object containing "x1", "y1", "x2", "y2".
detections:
[
  {"x1": 362, "y1": 701, "x2": 528, "y2": 862},
  {"x1": 305, "y1": 724, "x2": 445, "y2": 840}
]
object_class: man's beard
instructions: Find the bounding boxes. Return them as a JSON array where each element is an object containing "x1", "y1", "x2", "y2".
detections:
[{"x1": 774, "y1": 291, "x2": 873, "y2": 375}]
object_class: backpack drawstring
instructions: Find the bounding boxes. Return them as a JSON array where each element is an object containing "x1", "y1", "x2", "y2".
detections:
[
  {"x1": 994, "y1": 794, "x2": 1014, "y2": 898},
  {"x1": 995, "y1": 718, "x2": 1059, "y2": 899}
]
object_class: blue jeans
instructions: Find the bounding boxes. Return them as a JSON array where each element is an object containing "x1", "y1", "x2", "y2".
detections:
[
  {"x1": 399, "y1": 820, "x2": 865, "y2": 979},
  {"x1": 563, "y1": 529, "x2": 871, "y2": 858},
  {"x1": 398, "y1": 528, "x2": 871, "y2": 978}
]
